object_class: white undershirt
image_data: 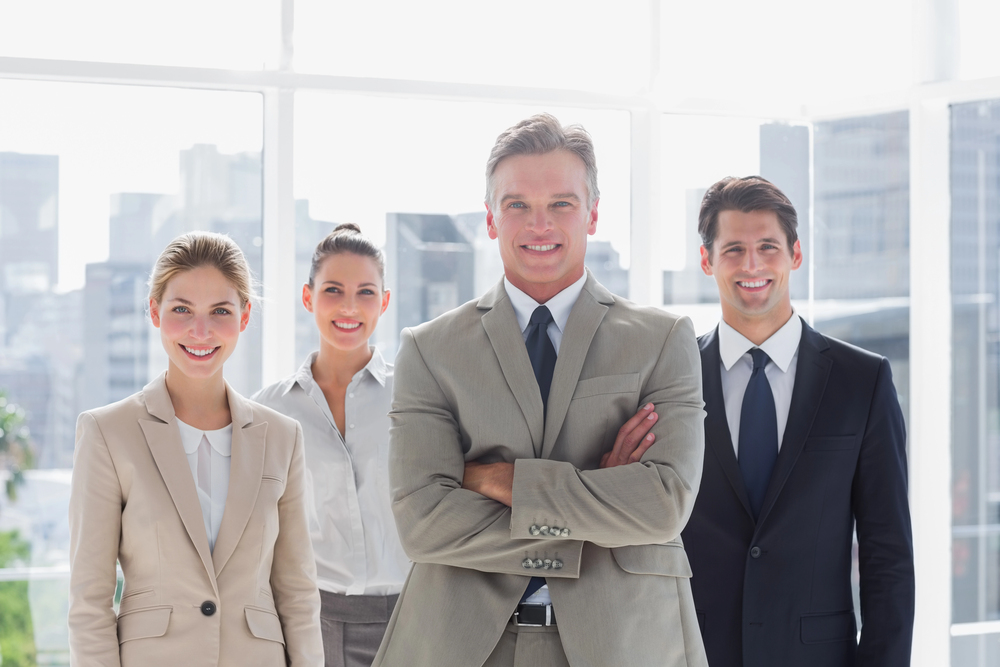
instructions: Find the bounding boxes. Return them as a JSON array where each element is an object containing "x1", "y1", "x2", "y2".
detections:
[
  {"x1": 717, "y1": 313, "x2": 802, "y2": 456},
  {"x1": 503, "y1": 271, "x2": 587, "y2": 606},
  {"x1": 176, "y1": 419, "x2": 233, "y2": 552}
]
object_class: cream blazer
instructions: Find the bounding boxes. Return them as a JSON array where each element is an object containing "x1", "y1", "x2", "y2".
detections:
[
  {"x1": 375, "y1": 274, "x2": 709, "y2": 667},
  {"x1": 68, "y1": 373, "x2": 323, "y2": 667}
]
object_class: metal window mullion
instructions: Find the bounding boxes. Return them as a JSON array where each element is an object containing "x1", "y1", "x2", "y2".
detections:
[{"x1": 908, "y1": 96, "x2": 952, "y2": 667}]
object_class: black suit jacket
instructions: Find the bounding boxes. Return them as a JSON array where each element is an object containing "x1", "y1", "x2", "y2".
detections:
[{"x1": 681, "y1": 319, "x2": 914, "y2": 667}]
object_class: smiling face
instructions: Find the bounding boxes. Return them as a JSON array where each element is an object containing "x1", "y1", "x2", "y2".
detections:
[
  {"x1": 701, "y1": 208, "x2": 802, "y2": 339},
  {"x1": 303, "y1": 252, "x2": 389, "y2": 356},
  {"x1": 485, "y1": 150, "x2": 598, "y2": 303},
  {"x1": 149, "y1": 265, "x2": 249, "y2": 382}
]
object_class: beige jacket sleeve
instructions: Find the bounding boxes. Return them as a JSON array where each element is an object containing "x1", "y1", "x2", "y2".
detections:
[
  {"x1": 271, "y1": 422, "x2": 324, "y2": 667},
  {"x1": 509, "y1": 315, "x2": 705, "y2": 547},
  {"x1": 68, "y1": 411, "x2": 125, "y2": 667}
]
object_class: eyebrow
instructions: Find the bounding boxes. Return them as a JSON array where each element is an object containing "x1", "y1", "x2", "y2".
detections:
[
  {"x1": 499, "y1": 193, "x2": 582, "y2": 205},
  {"x1": 170, "y1": 297, "x2": 236, "y2": 307},
  {"x1": 321, "y1": 280, "x2": 379, "y2": 288},
  {"x1": 720, "y1": 237, "x2": 783, "y2": 249}
]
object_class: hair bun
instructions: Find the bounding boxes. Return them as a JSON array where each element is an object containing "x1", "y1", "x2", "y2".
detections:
[{"x1": 334, "y1": 222, "x2": 362, "y2": 234}]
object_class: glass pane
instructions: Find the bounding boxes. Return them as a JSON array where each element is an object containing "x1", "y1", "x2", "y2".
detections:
[
  {"x1": 0, "y1": 80, "x2": 262, "y2": 663},
  {"x1": 810, "y1": 111, "x2": 910, "y2": 627},
  {"x1": 659, "y1": 115, "x2": 810, "y2": 333},
  {"x1": 294, "y1": 0, "x2": 650, "y2": 95},
  {"x1": 0, "y1": 0, "x2": 276, "y2": 69},
  {"x1": 951, "y1": 99, "x2": 1000, "y2": 634},
  {"x1": 661, "y1": 0, "x2": 913, "y2": 107},
  {"x1": 295, "y1": 94, "x2": 630, "y2": 361}
]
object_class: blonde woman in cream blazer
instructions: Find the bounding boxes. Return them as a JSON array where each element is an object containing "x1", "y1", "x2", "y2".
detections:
[{"x1": 68, "y1": 232, "x2": 323, "y2": 667}]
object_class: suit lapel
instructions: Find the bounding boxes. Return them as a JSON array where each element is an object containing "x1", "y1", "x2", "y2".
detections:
[
  {"x1": 212, "y1": 384, "x2": 265, "y2": 577},
  {"x1": 756, "y1": 321, "x2": 832, "y2": 526},
  {"x1": 479, "y1": 280, "x2": 545, "y2": 455},
  {"x1": 541, "y1": 276, "x2": 611, "y2": 459},
  {"x1": 139, "y1": 374, "x2": 217, "y2": 593},
  {"x1": 699, "y1": 328, "x2": 754, "y2": 520}
]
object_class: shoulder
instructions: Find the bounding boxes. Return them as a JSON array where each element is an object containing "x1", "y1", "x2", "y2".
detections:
[
  {"x1": 807, "y1": 324, "x2": 886, "y2": 372},
  {"x1": 407, "y1": 296, "x2": 483, "y2": 339},
  {"x1": 603, "y1": 296, "x2": 695, "y2": 345},
  {"x1": 80, "y1": 390, "x2": 148, "y2": 428},
  {"x1": 251, "y1": 373, "x2": 299, "y2": 409},
  {"x1": 246, "y1": 398, "x2": 302, "y2": 436}
]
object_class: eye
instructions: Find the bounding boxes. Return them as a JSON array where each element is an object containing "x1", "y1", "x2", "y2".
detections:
[
  {"x1": 508, "y1": 202, "x2": 526, "y2": 209},
  {"x1": 324, "y1": 286, "x2": 341, "y2": 294},
  {"x1": 360, "y1": 289, "x2": 376, "y2": 296},
  {"x1": 553, "y1": 201, "x2": 571, "y2": 207},
  {"x1": 172, "y1": 306, "x2": 190, "y2": 314},
  {"x1": 213, "y1": 308, "x2": 232, "y2": 315}
]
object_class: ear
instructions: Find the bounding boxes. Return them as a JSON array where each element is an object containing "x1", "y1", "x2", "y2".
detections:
[
  {"x1": 302, "y1": 283, "x2": 314, "y2": 313},
  {"x1": 586, "y1": 198, "x2": 599, "y2": 236},
  {"x1": 149, "y1": 299, "x2": 162, "y2": 327},
  {"x1": 380, "y1": 288, "x2": 391, "y2": 315},
  {"x1": 791, "y1": 240, "x2": 803, "y2": 270},
  {"x1": 240, "y1": 302, "x2": 251, "y2": 333},
  {"x1": 485, "y1": 201, "x2": 499, "y2": 240},
  {"x1": 700, "y1": 246, "x2": 714, "y2": 276}
]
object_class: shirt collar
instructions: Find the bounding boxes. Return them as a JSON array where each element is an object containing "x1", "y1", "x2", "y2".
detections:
[
  {"x1": 503, "y1": 272, "x2": 587, "y2": 335},
  {"x1": 718, "y1": 312, "x2": 802, "y2": 373},
  {"x1": 176, "y1": 419, "x2": 233, "y2": 457},
  {"x1": 287, "y1": 347, "x2": 388, "y2": 393}
]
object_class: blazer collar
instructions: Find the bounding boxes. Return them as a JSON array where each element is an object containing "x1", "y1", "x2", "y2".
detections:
[
  {"x1": 477, "y1": 271, "x2": 615, "y2": 458},
  {"x1": 699, "y1": 328, "x2": 754, "y2": 521},
  {"x1": 139, "y1": 372, "x2": 264, "y2": 581}
]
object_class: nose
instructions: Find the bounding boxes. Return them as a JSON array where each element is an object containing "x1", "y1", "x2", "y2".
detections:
[
  {"x1": 190, "y1": 315, "x2": 211, "y2": 340},
  {"x1": 526, "y1": 207, "x2": 552, "y2": 232},
  {"x1": 743, "y1": 248, "x2": 761, "y2": 272},
  {"x1": 339, "y1": 293, "x2": 358, "y2": 314}
]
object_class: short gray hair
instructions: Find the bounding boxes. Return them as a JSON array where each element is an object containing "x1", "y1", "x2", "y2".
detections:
[{"x1": 485, "y1": 113, "x2": 600, "y2": 208}]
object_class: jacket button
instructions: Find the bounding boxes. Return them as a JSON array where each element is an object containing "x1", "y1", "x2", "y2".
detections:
[
  {"x1": 540, "y1": 525, "x2": 550, "y2": 535},
  {"x1": 201, "y1": 600, "x2": 217, "y2": 616},
  {"x1": 533, "y1": 558, "x2": 544, "y2": 569},
  {"x1": 750, "y1": 547, "x2": 761, "y2": 559},
  {"x1": 561, "y1": 528, "x2": 570, "y2": 537},
  {"x1": 529, "y1": 525, "x2": 541, "y2": 536},
  {"x1": 522, "y1": 558, "x2": 535, "y2": 569},
  {"x1": 552, "y1": 559, "x2": 564, "y2": 570}
]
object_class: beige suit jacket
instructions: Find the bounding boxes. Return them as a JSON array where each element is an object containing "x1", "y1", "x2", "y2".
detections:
[
  {"x1": 375, "y1": 275, "x2": 708, "y2": 667},
  {"x1": 68, "y1": 373, "x2": 323, "y2": 667}
]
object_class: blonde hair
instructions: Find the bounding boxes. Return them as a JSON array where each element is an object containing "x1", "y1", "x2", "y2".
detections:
[{"x1": 148, "y1": 232, "x2": 256, "y2": 308}]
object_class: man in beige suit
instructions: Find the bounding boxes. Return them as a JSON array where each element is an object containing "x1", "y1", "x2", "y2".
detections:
[{"x1": 374, "y1": 114, "x2": 708, "y2": 667}]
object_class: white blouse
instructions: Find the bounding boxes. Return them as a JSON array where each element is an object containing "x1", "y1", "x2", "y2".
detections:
[
  {"x1": 176, "y1": 419, "x2": 233, "y2": 552},
  {"x1": 253, "y1": 349, "x2": 410, "y2": 596}
]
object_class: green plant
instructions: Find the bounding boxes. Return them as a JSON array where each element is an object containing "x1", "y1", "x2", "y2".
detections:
[
  {"x1": 0, "y1": 392, "x2": 34, "y2": 502},
  {"x1": 0, "y1": 529, "x2": 37, "y2": 667}
]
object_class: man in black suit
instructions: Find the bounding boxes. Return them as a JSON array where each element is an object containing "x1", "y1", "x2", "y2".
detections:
[{"x1": 681, "y1": 176, "x2": 914, "y2": 667}]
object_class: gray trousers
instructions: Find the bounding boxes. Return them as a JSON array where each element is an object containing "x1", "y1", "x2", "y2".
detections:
[
  {"x1": 319, "y1": 590, "x2": 398, "y2": 667},
  {"x1": 481, "y1": 620, "x2": 571, "y2": 667}
]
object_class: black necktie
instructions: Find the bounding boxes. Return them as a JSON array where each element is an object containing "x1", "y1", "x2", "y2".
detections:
[
  {"x1": 738, "y1": 348, "x2": 778, "y2": 520},
  {"x1": 525, "y1": 306, "x2": 557, "y2": 410},
  {"x1": 522, "y1": 305, "x2": 556, "y2": 601}
]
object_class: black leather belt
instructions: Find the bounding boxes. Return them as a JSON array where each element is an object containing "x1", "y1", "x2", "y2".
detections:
[{"x1": 512, "y1": 603, "x2": 556, "y2": 627}]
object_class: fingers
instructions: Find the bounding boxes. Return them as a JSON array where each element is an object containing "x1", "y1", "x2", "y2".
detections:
[{"x1": 603, "y1": 403, "x2": 658, "y2": 468}]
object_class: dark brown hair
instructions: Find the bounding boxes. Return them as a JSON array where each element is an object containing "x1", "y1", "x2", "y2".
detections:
[
  {"x1": 698, "y1": 176, "x2": 798, "y2": 258},
  {"x1": 485, "y1": 113, "x2": 599, "y2": 208},
  {"x1": 308, "y1": 223, "x2": 385, "y2": 289}
]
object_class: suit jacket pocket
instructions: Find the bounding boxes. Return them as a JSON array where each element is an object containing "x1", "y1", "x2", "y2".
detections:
[
  {"x1": 800, "y1": 610, "x2": 857, "y2": 644},
  {"x1": 245, "y1": 605, "x2": 286, "y2": 645},
  {"x1": 117, "y1": 605, "x2": 172, "y2": 644},
  {"x1": 572, "y1": 373, "x2": 640, "y2": 400},
  {"x1": 803, "y1": 435, "x2": 857, "y2": 451},
  {"x1": 611, "y1": 543, "x2": 692, "y2": 578}
]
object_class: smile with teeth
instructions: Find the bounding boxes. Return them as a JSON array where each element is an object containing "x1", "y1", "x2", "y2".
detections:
[
  {"x1": 738, "y1": 279, "x2": 771, "y2": 289},
  {"x1": 524, "y1": 244, "x2": 558, "y2": 252},
  {"x1": 334, "y1": 321, "x2": 362, "y2": 330},
  {"x1": 183, "y1": 345, "x2": 218, "y2": 357}
]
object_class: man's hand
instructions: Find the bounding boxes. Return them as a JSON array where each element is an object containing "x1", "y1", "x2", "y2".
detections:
[
  {"x1": 462, "y1": 461, "x2": 515, "y2": 507},
  {"x1": 600, "y1": 402, "x2": 658, "y2": 468}
]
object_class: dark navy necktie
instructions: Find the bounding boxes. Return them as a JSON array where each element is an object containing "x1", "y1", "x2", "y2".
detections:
[
  {"x1": 738, "y1": 348, "x2": 778, "y2": 521},
  {"x1": 522, "y1": 305, "x2": 556, "y2": 601},
  {"x1": 525, "y1": 306, "x2": 557, "y2": 411}
]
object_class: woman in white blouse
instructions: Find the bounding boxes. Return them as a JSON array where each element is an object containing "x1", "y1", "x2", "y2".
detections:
[
  {"x1": 254, "y1": 223, "x2": 409, "y2": 667},
  {"x1": 68, "y1": 232, "x2": 323, "y2": 667}
]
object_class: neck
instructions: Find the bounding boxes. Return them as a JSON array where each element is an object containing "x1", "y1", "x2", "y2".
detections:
[
  {"x1": 164, "y1": 365, "x2": 231, "y2": 429},
  {"x1": 313, "y1": 340, "x2": 373, "y2": 387},
  {"x1": 722, "y1": 305, "x2": 794, "y2": 347},
  {"x1": 506, "y1": 268, "x2": 584, "y2": 305}
]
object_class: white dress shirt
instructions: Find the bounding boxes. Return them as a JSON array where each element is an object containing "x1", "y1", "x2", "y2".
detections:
[
  {"x1": 252, "y1": 348, "x2": 409, "y2": 596},
  {"x1": 717, "y1": 313, "x2": 802, "y2": 456},
  {"x1": 503, "y1": 271, "x2": 587, "y2": 606},
  {"x1": 176, "y1": 419, "x2": 232, "y2": 553}
]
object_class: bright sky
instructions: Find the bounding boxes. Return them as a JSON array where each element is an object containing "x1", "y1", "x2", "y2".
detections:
[{"x1": 2, "y1": 0, "x2": 1000, "y2": 290}]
